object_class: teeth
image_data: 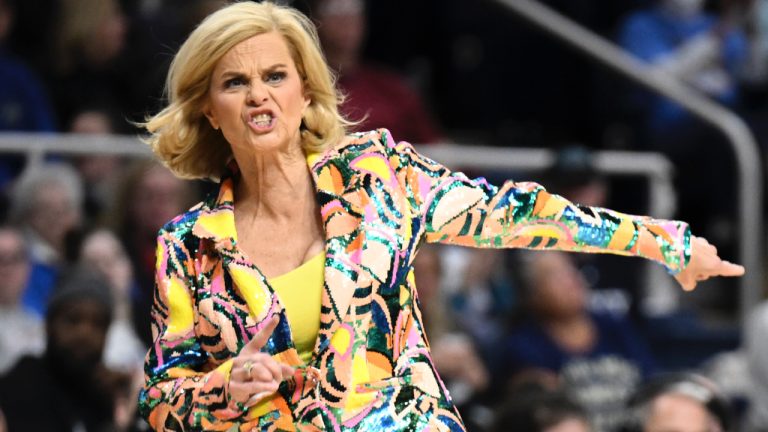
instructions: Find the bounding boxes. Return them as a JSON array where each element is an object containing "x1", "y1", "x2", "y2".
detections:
[{"x1": 251, "y1": 113, "x2": 272, "y2": 126}]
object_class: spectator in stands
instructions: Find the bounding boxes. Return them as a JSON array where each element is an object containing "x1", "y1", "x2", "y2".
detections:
[
  {"x1": 110, "y1": 160, "x2": 197, "y2": 345},
  {"x1": 9, "y1": 162, "x2": 83, "y2": 316},
  {"x1": 0, "y1": 0, "x2": 55, "y2": 132},
  {"x1": 491, "y1": 384, "x2": 591, "y2": 432},
  {"x1": 5, "y1": 0, "x2": 58, "y2": 77},
  {"x1": 449, "y1": 247, "x2": 517, "y2": 374},
  {"x1": 740, "y1": 0, "x2": 768, "y2": 86},
  {"x1": 121, "y1": 0, "x2": 231, "y2": 121},
  {"x1": 618, "y1": 372, "x2": 732, "y2": 432},
  {"x1": 618, "y1": 1, "x2": 749, "y2": 303},
  {"x1": 304, "y1": 0, "x2": 443, "y2": 144},
  {"x1": 618, "y1": 0, "x2": 748, "y2": 134},
  {"x1": 502, "y1": 251, "x2": 656, "y2": 431},
  {"x1": 0, "y1": 224, "x2": 43, "y2": 374},
  {"x1": 68, "y1": 106, "x2": 128, "y2": 224},
  {"x1": 0, "y1": 267, "x2": 128, "y2": 431},
  {"x1": 10, "y1": 163, "x2": 83, "y2": 267},
  {"x1": 79, "y1": 228, "x2": 145, "y2": 374},
  {"x1": 543, "y1": 145, "x2": 608, "y2": 209},
  {"x1": 542, "y1": 145, "x2": 648, "y2": 318},
  {"x1": 48, "y1": 0, "x2": 132, "y2": 129},
  {"x1": 413, "y1": 244, "x2": 490, "y2": 426},
  {"x1": 0, "y1": 0, "x2": 57, "y2": 187},
  {"x1": 78, "y1": 228, "x2": 147, "y2": 432},
  {"x1": 744, "y1": 300, "x2": 768, "y2": 431},
  {"x1": 739, "y1": 0, "x2": 768, "y2": 177},
  {"x1": 70, "y1": 108, "x2": 117, "y2": 135},
  {"x1": 0, "y1": 0, "x2": 55, "y2": 131}
]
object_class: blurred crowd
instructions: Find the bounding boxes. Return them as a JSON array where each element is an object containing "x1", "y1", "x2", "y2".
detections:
[{"x1": 0, "y1": 0, "x2": 767, "y2": 430}]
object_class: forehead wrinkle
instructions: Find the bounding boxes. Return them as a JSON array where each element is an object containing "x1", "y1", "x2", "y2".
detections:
[{"x1": 215, "y1": 33, "x2": 295, "y2": 77}]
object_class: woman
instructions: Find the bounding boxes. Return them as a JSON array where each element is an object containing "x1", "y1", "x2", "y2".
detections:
[
  {"x1": 138, "y1": 2, "x2": 743, "y2": 430},
  {"x1": 502, "y1": 251, "x2": 657, "y2": 431},
  {"x1": 50, "y1": 0, "x2": 130, "y2": 128}
]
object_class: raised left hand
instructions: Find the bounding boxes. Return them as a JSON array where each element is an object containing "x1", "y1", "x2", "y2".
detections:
[{"x1": 674, "y1": 235, "x2": 745, "y2": 291}]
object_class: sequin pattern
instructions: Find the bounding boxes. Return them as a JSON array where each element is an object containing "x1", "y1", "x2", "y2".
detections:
[{"x1": 139, "y1": 129, "x2": 690, "y2": 430}]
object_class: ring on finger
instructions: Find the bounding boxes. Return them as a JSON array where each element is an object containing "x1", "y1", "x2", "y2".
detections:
[{"x1": 243, "y1": 360, "x2": 254, "y2": 378}]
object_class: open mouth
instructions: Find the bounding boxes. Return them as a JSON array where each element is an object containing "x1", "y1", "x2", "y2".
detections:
[{"x1": 250, "y1": 113, "x2": 274, "y2": 128}]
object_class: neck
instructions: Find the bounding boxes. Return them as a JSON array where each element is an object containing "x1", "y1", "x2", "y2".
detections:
[{"x1": 234, "y1": 145, "x2": 315, "y2": 222}]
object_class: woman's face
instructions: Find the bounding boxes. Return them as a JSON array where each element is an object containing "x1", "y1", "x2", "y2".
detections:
[
  {"x1": 31, "y1": 183, "x2": 80, "y2": 248},
  {"x1": 205, "y1": 32, "x2": 310, "y2": 158}
]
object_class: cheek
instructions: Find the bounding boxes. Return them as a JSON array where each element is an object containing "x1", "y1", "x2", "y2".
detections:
[
  {"x1": 286, "y1": 85, "x2": 310, "y2": 116},
  {"x1": 537, "y1": 283, "x2": 558, "y2": 302},
  {"x1": 50, "y1": 323, "x2": 75, "y2": 347},
  {"x1": 209, "y1": 94, "x2": 241, "y2": 125}
]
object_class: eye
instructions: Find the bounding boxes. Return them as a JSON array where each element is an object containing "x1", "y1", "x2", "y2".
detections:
[
  {"x1": 265, "y1": 71, "x2": 286, "y2": 84},
  {"x1": 224, "y1": 76, "x2": 247, "y2": 88}
]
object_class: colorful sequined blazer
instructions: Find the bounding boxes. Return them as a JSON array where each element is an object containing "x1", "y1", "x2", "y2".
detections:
[{"x1": 139, "y1": 129, "x2": 690, "y2": 431}]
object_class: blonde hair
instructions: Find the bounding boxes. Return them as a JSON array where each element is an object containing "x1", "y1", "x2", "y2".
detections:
[{"x1": 143, "y1": 1, "x2": 351, "y2": 180}]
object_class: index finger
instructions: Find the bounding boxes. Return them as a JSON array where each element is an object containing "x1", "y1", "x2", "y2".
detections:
[
  {"x1": 717, "y1": 261, "x2": 745, "y2": 277},
  {"x1": 241, "y1": 315, "x2": 280, "y2": 355}
]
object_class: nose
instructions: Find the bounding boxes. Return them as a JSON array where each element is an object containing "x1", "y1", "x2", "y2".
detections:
[{"x1": 247, "y1": 81, "x2": 269, "y2": 105}]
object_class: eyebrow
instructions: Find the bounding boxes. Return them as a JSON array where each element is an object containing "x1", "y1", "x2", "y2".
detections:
[{"x1": 218, "y1": 63, "x2": 289, "y2": 79}]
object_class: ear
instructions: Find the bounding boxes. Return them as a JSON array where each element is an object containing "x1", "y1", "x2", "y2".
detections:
[{"x1": 202, "y1": 101, "x2": 219, "y2": 130}]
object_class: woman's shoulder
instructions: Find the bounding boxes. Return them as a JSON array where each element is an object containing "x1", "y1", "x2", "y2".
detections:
[
  {"x1": 334, "y1": 128, "x2": 404, "y2": 154},
  {"x1": 156, "y1": 198, "x2": 209, "y2": 239},
  {"x1": 158, "y1": 206, "x2": 203, "y2": 237},
  {"x1": 316, "y1": 128, "x2": 420, "y2": 168}
]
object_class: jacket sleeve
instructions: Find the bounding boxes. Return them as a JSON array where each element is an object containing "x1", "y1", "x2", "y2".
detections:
[
  {"x1": 385, "y1": 131, "x2": 691, "y2": 274},
  {"x1": 138, "y1": 226, "x2": 245, "y2": 430}
]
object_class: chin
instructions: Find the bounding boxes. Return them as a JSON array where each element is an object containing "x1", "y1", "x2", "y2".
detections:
[{"x1": 251, "y1": 131, "x2": 301, "y2": 152}]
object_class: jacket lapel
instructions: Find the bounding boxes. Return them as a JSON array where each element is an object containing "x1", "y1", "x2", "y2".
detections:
[
  {"x1": 309, "y1": 147, "x2": 365, "y2": 356},
  {"x1": 191, "y1": 176, "x2": 284, "y2": 339}
]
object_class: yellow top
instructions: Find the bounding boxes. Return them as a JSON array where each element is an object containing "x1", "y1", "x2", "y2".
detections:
[{"x1": 270, "y1": 251, "x2": 324, "y2": 364}]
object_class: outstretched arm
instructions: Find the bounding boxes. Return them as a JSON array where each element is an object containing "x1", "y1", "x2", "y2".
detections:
[{"x1": 384, "y1": 130, "x2": 743, "y2": 287}]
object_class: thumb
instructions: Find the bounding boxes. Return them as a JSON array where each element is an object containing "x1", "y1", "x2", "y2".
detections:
[
  {"x1": 242, "y1": 315, "x2": 280, "y2": 354},
  {"x1": 674, "y1": 271, "x2": 696, "y2": 292}
]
